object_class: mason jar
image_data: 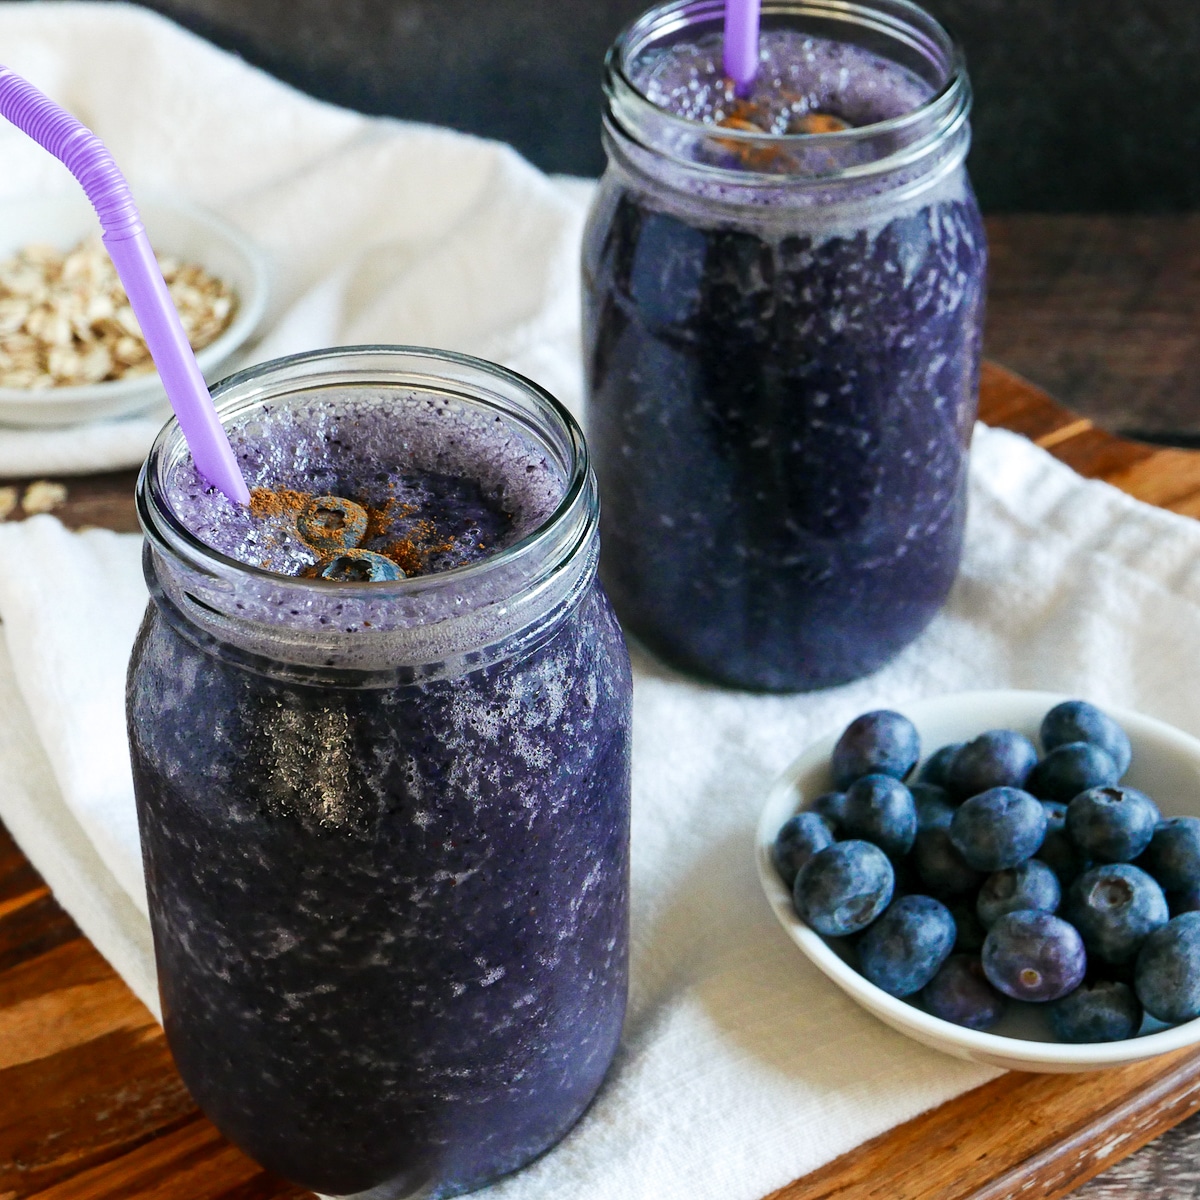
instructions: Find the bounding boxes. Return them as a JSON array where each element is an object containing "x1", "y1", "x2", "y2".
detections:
[
  {"x1": 126, "y1": 347, "x2": 632, "y2": 1198},
  {"x1": 583, "y1": 0, "x2": 986, "y2": 692}
]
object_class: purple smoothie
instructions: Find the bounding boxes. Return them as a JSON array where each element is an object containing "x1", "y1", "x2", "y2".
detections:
[
  {"x1": 584, "y1": 2, "x2": 986, "y2": 691},
  {"x1": 127, "y1": 349, "x2": 632, "y2": 1197}
]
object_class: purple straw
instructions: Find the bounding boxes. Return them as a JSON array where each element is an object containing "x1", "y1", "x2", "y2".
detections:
[
  {"x1": 0, "y1": 65, "x2": 251, "y2": 506},
  {"x1": 723, "y1": 0, "x2": 762, "y2": 97}
]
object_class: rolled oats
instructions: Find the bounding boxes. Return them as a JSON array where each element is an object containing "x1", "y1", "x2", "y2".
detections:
[
  {"x1": 0, "y1": 238, "x2": 237, "y2": 389},
  {"x1": 21, "y1": 479, "x2": 68, "y2": 515}
]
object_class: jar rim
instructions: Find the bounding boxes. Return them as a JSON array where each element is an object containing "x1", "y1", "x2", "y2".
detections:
[
  {"x1": 604, "y1": 0, "x2": 971, "y2": 184},
  {"x1": 138, "y1": 344, "x2": 592, "y2": 601}
]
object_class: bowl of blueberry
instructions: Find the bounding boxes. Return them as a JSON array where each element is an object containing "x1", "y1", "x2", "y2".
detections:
[{"x1": 756, "y1": 691, "x2": 1200, "y2": 1071}]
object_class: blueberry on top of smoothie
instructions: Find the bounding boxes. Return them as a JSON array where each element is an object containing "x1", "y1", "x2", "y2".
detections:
[
  {"x1": 316, "y1": 550, "x2": 405, "y2": 583},
  {"x1": 297, "y1": 495, "x2": 369, "y2": 553}
]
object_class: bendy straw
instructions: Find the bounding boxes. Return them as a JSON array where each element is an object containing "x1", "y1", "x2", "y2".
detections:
[
  {"x1": 0, "y1": 65, "x2": 251, "y2": 505},
  {"x1": 723, "y1": 0, "x2": 762, "y2": 96}
]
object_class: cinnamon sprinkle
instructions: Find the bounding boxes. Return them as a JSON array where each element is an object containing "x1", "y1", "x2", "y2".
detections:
[{"x1": 249, "y1": 486, "x2": 490, "y2": 579}]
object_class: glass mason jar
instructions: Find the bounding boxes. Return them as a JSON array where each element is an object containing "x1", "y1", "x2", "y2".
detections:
[
  {"x1": 583, "y1": 0, "x2": 986, "y2": 692},
  {"x1": 126, "y1": 348, "x2": 632, "y2": 1199}
]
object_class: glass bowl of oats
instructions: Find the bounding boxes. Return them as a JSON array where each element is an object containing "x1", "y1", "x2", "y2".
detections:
[{"x1": 0, "y1": 193, "x2": 268, "y2": 426}]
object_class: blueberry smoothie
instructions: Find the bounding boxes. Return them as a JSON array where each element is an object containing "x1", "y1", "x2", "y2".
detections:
[
  {"x1": 584, "y1": 0, "x2": 986, "y2": 691},
  {"x1": 126, "y1": 348, "x2": 632, "y2": 1198}
]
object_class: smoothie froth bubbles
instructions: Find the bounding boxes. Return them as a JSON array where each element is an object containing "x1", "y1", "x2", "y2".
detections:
[
  {"x1": 584, "y1": 0, "x2": 986, "y2": 691},
  {"x1": 127, "y1": 348, "x2": 632, "y2": 1198}
]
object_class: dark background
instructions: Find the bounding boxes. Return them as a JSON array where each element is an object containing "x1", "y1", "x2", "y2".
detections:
[{"x1": 35, "y1": 0, "x2": 1200, "y2": 212}]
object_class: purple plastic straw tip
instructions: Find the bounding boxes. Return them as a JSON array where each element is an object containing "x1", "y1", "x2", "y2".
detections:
[
  {"x1": 0, "y1": 64, "x2": 251, "y2": 506},
  {"x1": 723, "y1": 0, "x2": 762, "y2": 97}
]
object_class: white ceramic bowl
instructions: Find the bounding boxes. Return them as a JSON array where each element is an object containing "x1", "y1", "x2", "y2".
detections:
[
  {"x1": 0, "y1": 193, "x2": 268, "y2": 426},
  {"x1": 756, "y1": 689, "x2": 1200, "y2": 1072}
]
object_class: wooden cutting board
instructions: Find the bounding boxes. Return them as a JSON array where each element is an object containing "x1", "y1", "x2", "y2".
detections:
[{"x1": 4, "y1": 360, "x2": 1200, "y2": 1200}]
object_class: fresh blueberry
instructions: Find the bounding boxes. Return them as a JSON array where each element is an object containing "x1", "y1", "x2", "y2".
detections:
[
  {"x1": 976, "y1": 860, "x2": 1062, "y2": 928},
  {"x1": 982, "y1": 911, "x2": 1087, "y2": 1002},
  {"x1": 911, "y1": 783, "x2": 954, "y2": 831},
  {"x1": 949, "y1": 787, "x2": 1047, "y2": 872},
  {"x1": 947, "y1": 898, "x2": 987, "y2": 953},
  {"x1": 831, "y1": 710, "x2": 920, "y2": 790},
  {"x1": 1067, "y1": 786, "x2": 1160, "y2": 863},
  {"x1": 773, "y1": 812, "x2": 835, "y2": 888},
  {"x1": 810, "y1": 791, "x2": 848, "y2": 835},
  {"x1": 912, "y1": 828, "x2": 984, "y2": 896},
  {"x1": 946, "y1": 730, "x2": 1038, "y2": 799},
  {"x1": 1048, "y1": 980, "x2": 1142, "y2": 1043},
  {"x1": 1038, "y1": 800, "x2": 1091, "y2": 887},
  {"x1": 857, "y1": 895, "x2": 956, "y2": 997},
  {"x1": 1139, "y1": 817, "x2": 1200, "y2": 892},
  {"x1": 1028, "y1": 743, "x2": 1120, "y2": 804},
  {"x1": 921, "y1": 954, "x2": 1007, "y2": 1031},
  {"x1": 297, "y1": 494, "x2": 369, "y2": 552},
  {"x1": 841, "y1": 775, "x2": 917, "y2": 858},
  {"x1": 1064, "y1": 864, "x2": 1168, "y2": 965},
  {"x1": 1135, "y1": 912, "x2": 1200, "y2": 1024},
  {"x1": 918, "y1": 743, "x2": 965, "y2": 790},
  {"x1": 1168, "y1": 885, "x2": 1200, "y2": 917},
  {"x1": 793, "y1": 841, "x2": 894, "y2": 938},
  {"x1": 1041, "y1": 700, "x2": 1132, "y2": 777},
  {"x1": 317, "y1": 549, "x2": 405, "y2": 582}
]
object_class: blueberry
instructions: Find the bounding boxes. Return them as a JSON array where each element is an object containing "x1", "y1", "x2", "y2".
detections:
[
  {"x1": 794, "y1": 841, "x2": 894, "y2": 937},
  {"x1": 810, "y1": 790, "x2": 848, "y2": 835},
  {"x1": 773, "y1": 812, "x2": 835, "y2": 888},
  {"x1": 1139, "y1": 817, "x2": 1200, "y2": 892},
  {"x1": 949, "y1": 787, "x2": 1047, "y2": 872},
  {"x1": 297, "y1": 494, "x2": 369, "y2": 552},
  {"x1": 1067, "y1": 787, "x2": 1160, "y2": 863},
  {"x1": 1064, "y1": 864, "x2": 1168, "y2": 965},
  {"x1": 841, "y1": 775, "x2": 917, "y2": 858},
  {"x1": 976, "y1": 860, "x2": 1061, "y2": 928},
  {"x1": 918, "y1": 743, "x2": 964, "y2": 790},
  {"x1": 921, "y1": 954, "x2": 1007, "y2": 1031},
  {"x1": 317, "y1": 549, "x2": 405, "y2": 582},
  {"x1": 1041, "y1": 700, "x2": 1132, "y2": 777},
  {"x1": 912, "y1": 828, "x2": 984, "y2": 896},
  {"x1": 857, "y1": 895, "x2": 956, "y2": 996},
  {"x1": 911, "y1": 783, "x2": 954, "y2": 831},
  {"x1": 1038, "y1": 800, "x2": 1091, "y2": 887},
  {"x1": 831, "y1": 711, "x2": 920, "y2": 790},
  {"x1": 1048, "y1": 980, "x2": 1142, "y2": 1043},
  {"x1": 982, "y1": 911, "x2": 1087, "y2": 1002},
  {"x1": 946, "y1": 730, "x2": 1038, "y2": 799},
  {"x1": 1135, "y1": 913, "x2": 1200, "y2": 1024},
  {"x1": 1028, "y1": 743, "x2": 1120, "y2": 804},
  {"x1": 947, "y1": 898, "x2": 987, "y2": 953}
]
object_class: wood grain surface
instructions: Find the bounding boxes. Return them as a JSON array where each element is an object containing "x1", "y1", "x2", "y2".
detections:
[
  {"x1": 4, "y1": 359, "x2": 1200, "y2": 1200},
  {"x1": 985, "y1": 214, "x2": 1200, "y2": 443}
]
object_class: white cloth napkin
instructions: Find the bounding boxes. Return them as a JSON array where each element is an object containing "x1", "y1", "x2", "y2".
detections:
[{"x1": 4, "y1": 6, "x2": 1200, "y2": 1200}]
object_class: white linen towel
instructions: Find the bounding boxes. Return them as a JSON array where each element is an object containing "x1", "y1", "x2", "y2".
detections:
[{"x1": 4, "y1": 7, "x2": 1200, "y2": 1200}]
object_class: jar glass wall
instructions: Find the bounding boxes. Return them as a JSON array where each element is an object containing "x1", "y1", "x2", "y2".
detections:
[
  {"x1": 583, "y1": 0, "x2": 986, "y2": 691},
  {"x1": 127, "y1": 348, "x2": 632, "y2": 1198}
]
